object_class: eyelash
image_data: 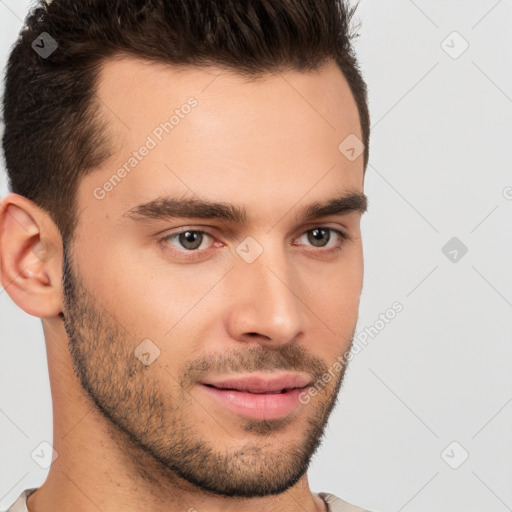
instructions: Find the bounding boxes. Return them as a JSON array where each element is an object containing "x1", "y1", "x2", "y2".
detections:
[{"x1": 158, "y1": 227, "x2": 348, "y2": 259}]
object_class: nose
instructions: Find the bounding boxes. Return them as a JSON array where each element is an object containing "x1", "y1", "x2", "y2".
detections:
[{"x1": 224, "y1": 243, "x2": 305, "y2": 346}]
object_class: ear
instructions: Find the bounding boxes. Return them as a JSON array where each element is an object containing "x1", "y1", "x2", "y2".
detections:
[{"x1": 0, "y1": 193, "x2": 63, "y2": 317}]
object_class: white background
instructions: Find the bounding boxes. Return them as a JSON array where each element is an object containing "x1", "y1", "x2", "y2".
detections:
[{"x1": 1, "y1": 1, "x2": 512, "y2": 511}]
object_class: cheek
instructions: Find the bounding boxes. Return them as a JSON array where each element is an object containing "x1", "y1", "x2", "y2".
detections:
[
  {"x1": 89, "y1": 251, "x2": 223, "y2": 365},
  {"x1": 305, "y1": 249, "x2": 363, "y2": 340},
  {"x1": 318, "y1": 278, "x2": 361, "y2": 330},
  {"x1": 75, "y1": 232, "x2": 197, "y2": 321},
  {"x1": 305, "y1": 243, "x2": 363, "y2": 299}
]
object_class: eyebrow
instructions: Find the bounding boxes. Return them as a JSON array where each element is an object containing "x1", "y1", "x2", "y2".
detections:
[{"x1": 123, "y1": 191, "x2": 367, "y2": 225}]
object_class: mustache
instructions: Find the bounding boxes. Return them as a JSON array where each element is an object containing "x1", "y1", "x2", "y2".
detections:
[{"x1": 179, "y1": 343, "x2": 332, "y2": 388}]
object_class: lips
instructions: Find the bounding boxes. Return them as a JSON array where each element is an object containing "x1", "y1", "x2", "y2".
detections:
[
  {"x1": 199, "y1": 374, "x2": 312, "y2": 420},
  {"x1": 203, "y1": 385, "x2": 292, "y2": 395},
  {"x1": 200, "y1": 373, "x2": 312, "y2": 394}
]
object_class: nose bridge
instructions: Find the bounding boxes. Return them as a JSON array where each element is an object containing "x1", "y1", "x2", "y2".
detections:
[{"x1": 226, "y1": 239, "x2": 304, "y2": 343}]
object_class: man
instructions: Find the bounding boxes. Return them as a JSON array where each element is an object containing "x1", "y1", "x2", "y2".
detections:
[{"x1": 0, "y1": 0, "x2": 371, "y2": 511}]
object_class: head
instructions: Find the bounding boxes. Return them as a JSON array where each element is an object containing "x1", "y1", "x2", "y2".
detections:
[{"x1": 1, "y1": 0, "x2": 369, "y2": 500}]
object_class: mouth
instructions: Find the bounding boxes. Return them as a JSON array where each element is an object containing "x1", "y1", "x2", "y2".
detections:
[
  {"x1": 202, "y1": 383, "x2": 302, "y2": 395},
  {"x1": 198, "y1": 374, "x2": 312, "y2": 420},
  {"x1": 200, "y1": 373, "x2": 312, "y2": 393}
]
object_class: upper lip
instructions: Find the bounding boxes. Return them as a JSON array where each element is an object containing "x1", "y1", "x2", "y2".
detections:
[{"x1": 200, "y1": 373, "x2": 313, "y2": 393}]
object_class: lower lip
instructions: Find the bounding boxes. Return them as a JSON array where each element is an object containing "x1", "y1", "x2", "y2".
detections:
[{"x1": 200, "y1": 385, "x2": 306, "y2": 420}]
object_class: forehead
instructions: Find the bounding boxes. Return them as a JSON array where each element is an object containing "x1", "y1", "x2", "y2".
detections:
[{"x1": 79, "y1": 56, "x2": 363, "y2": 225}]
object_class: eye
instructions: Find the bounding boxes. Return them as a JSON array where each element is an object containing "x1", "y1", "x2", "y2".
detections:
[
  {"x1": 294, "y1": 227, "x2": 347, "y2": 251},
  {"x1": 162, "y1": 230, "x2": 213, "y2": 252},
  {"x1": 158, "y1": 226, "x2": 348, "y2": 259}
]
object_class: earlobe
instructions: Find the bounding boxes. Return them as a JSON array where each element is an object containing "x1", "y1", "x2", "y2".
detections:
[{"x1": 0, "y1": 193, "x2": 63, "y2": 318}]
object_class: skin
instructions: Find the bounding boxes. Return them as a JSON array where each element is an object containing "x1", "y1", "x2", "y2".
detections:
[{"x1": 0, "y1": 56, "x2": 366, "y2": 512}]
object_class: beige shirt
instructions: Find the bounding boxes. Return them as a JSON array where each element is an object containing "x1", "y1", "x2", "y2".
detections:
[{"x1": 5, "y1": 488, "x2": 371, "y2": 512}]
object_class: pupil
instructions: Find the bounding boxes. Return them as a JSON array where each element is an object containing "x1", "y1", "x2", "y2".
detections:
[
  {"x1": 180, "y1": 231, "x2": 202, "y2": 250},
  {"x1": 309, "y1": 228, "x2": 329, "y2": 247}
]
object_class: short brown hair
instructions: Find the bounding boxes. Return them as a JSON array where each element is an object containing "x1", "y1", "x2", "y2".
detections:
[{"x1": 2, "y1": 0, "x2": 369, "y2": 243}]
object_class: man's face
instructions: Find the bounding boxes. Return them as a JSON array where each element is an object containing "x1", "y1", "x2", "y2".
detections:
[{"x1": 62, "y1": 57, "x2": 365, "y2": 497}]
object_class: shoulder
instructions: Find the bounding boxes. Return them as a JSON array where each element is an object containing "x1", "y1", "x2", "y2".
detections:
[
  {"x1": 2, "y1": 488, "x2": 37, "y2": 512},
  {"x1": 317, "y1": 491, "x2": 374, "y2": 512}
]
